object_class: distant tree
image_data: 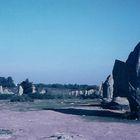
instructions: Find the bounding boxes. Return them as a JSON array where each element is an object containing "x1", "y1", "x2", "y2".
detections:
[
  {"x1": 20, "y1": 79, "x2": 33, "y2": 94},
  {"x1": 0, "y1": 76, "x2": 15, "y2": 88},
  {"x1": 7, "y1": 76, "x2": 16, "y2": 87}
]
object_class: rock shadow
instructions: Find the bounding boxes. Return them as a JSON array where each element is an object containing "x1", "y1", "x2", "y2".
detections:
[{"x1": 44, "y1": 108, "x2": 124, "y2": 119}]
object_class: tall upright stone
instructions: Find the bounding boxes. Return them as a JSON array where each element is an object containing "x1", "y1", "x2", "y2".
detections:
[
  {"x1": 125, "y1": 42, "x2": 140, "y2": 118},
  {"x1": 110, "y1": 43, "x2": 140, "y2": 119},
  {"x1": 98, "y1": 83, "x2": 103, "y2": 96},
  {"x1": 0, "y1": 86, "x2": 3, "y2": 94},
  {"x1": 112, "y1": 60, "x2": 129, "y2": 98},
  {"x1": 102, "y1": 75, "x2": 113, "y2": 99},
  {"x1": 126, "y1": 42, "x2": 140, "y2": 88},
  {"x1": 32, "y1": 85, "x2": 36, "y2": 93},
  {"x1": 17, "y1": 85, "x2": 24, "y2": 96}
]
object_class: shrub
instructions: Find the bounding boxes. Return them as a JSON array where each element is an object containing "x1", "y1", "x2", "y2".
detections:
[{"x1": 10, "y1": 95, "x2": 34, "y2": 102}]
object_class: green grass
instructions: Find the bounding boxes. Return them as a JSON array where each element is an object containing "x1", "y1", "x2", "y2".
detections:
[{"x1": 0, "y1": 99, "x2": 99, "y2": 111}]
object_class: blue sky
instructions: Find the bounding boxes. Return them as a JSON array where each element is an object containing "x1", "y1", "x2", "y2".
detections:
[{"x1": 0, "y1": 0, "x2": 140, "y2": 84}]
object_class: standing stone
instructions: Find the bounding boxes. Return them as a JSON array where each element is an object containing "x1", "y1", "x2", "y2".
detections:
[
  {"x1": 126, "y1": 42, "x2": 140, "y2": 88},
  {"x1": 32, "y1": 85, "x2": 36, "y2": 93},
  {"x1": 0, "y1": 86, "x2": 3, "y2": 94},
  {"x1": 79, "y1": 90, "x2": 83, "y2": 95},
  {"x1": 88, "y1": 89, "x2": 95, "y2": 95},
  {"x1": 125, "y1": 42, "x2": 140, "y2": 118},
  {"x1": 75, "y1": 90, "x2": 79, "y2": 97},
  {"x1": 102, "y1": 75, "x2": 113, "y2": 99},
  {"x1": 99, "y1": 83, "x2": 103, "y2": 96},
  {"x1": 39, "y1": 89, "x2": 46, "y2": 94},
  {"x1": 17, "y1": 85, "x2": 23, "y2": 96},
  {"x1": 112, "y1": 60, "x2": 129, "y2": 98},
  {"x1": 110, "y1": 43, "x2": 140, "y2": 119},
  {"x1": 127, "y1": 83, "x2": 140, "y2": 119},
  {"x1": 3, "y1": 88, "x2": 14, "y2": 94},
  {"x1": 84, "y1": 90, "x2": 88, "y2": 96}
]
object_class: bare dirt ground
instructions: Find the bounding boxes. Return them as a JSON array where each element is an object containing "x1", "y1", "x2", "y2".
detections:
[{"x1": 0, "y1": 100, "x2": 140, "y2": 140}]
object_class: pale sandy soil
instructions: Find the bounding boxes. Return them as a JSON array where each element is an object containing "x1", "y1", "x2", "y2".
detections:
[
  {"x1": 0, "y1": 108, "x2": 140, "y2": 140},
  {"x1": 0, "y1": 100, "x2": 139, "y2": 140}
]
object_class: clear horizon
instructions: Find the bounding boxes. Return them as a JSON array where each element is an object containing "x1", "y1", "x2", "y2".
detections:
[{"x1": 0, "y1": 0, "x2": 140, "y2": 85}]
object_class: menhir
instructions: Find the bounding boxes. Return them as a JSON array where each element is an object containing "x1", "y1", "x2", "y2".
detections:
[
  {"x1": 102, "y1": 75, "x2": 113, "y2": 100},
  {"x1": 112, "y1": 42, "x2": 140, "y2": 119},
  {"x1": 126, "y1": 42, "x2": 140, "y2": 119}
]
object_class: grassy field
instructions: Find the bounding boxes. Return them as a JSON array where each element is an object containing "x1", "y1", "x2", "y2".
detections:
[{"x1": 0, "y1": 99, "x2": 99, "y2": 111}]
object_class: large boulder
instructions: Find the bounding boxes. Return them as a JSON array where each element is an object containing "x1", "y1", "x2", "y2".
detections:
[
  {"x1": 113, "y1": 97, "x2": 129, "y2": 106},
  {"x1": 126, "y1": 42, "x2": 140, "y2": 88},
  {"x1": 126, "y1": 43, "x2": 140, "y2": 119},
  {"x1": 110, "y1": 43, "x2": 140, "y2": 119},
  {"x1": 112, "y1": 60, "x2": 129, "y2": 98},
  {"x1": 2, "y1": 88, "x2": 14, "y2": 94}
]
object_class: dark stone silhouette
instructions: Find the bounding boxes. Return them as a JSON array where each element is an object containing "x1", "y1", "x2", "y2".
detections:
[
  {"x1": 113, "y1": 60, "x2": 129, "y2": 98},
  {"x1": 127, "y1": 83, "x2": 140, "y2": 119},
  {"x1": 126, "y1": 43, "x2": 140, "y2": 119},
  {"x1": 126, "y1": 42, "x2": 140, "y2": 88},
  {"x1": 109, "y1": 42, "x2": 140, "y2": 119}
]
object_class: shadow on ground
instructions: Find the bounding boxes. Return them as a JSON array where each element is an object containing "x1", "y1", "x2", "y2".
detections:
[{"x1": 44, "y1": 108, "x2": 124, "y2": 119}]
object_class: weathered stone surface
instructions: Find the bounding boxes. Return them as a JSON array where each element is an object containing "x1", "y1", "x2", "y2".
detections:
[
  {"x1": 112, "y1": 60, "x2": 129, "y2": 98},
  {"x1": 32, "y1": 85, "x2": 36, "y2": 93},
  {"x1": 17, "y1": 85, "x2": 23, "y2": 96},
  {"x1": 127, "y1": 83, "x2": 140, "y2": 119},
  {"x1": 125, "y1": 43, "x2": 140, "y2": 119},
  {"x1": 98, "y1": 84, "x2": 103, "y2": 96},
  {"x1": 0, "y1": 86, "x2": 3, "y2": 94},
  {"x1": 110, "y1": 43, "x2": 140, "y2": 119},
  {"x1": 39, "y1": 89, "x2": 46, "y2": 94},
  {"x1": 3, "y1": 88, "x2": 14, "y2": 94},
  {"x1": 126, "y1": 42, "x2": 140, "y2": 88},
  {"x1": 102, "y1": 75, "x2": 113, "y2": 99},
  {"x1": 113, "y1": 97, "x2": 129, "y2": 106}
]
